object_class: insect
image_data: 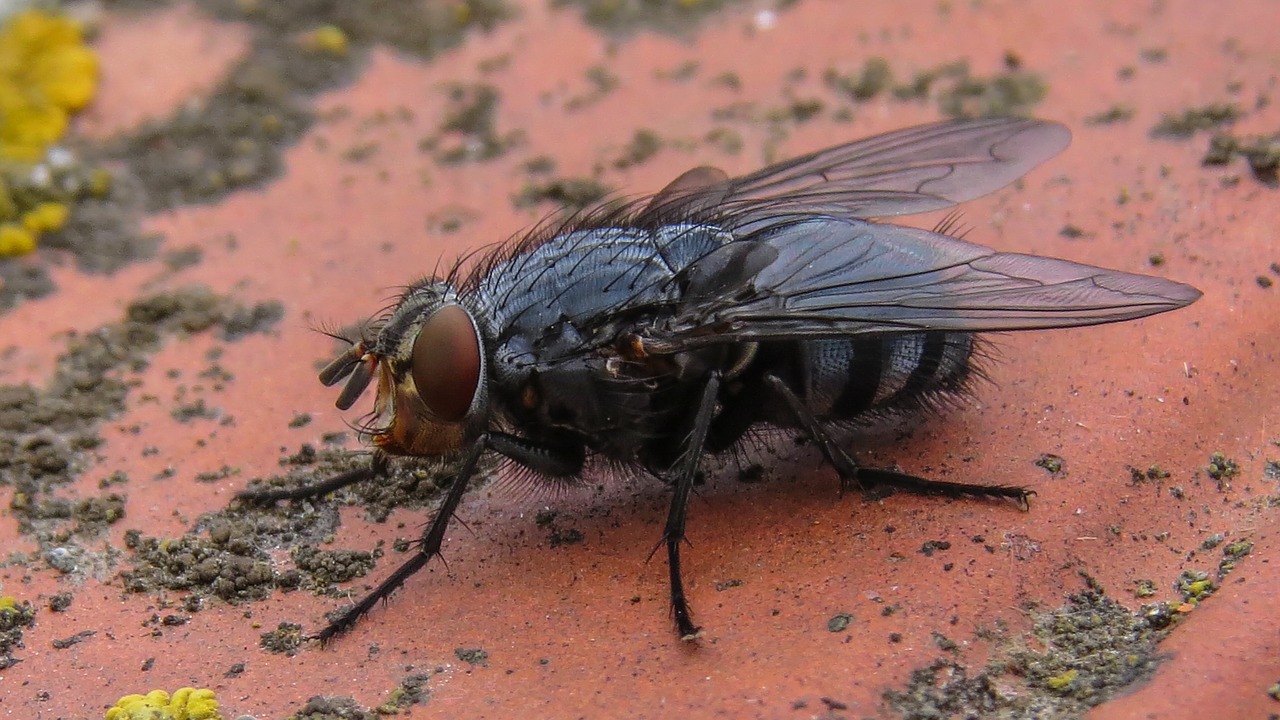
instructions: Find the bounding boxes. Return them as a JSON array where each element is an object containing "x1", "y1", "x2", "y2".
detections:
[{"x1": 237, "y1": 117, "x2": 1201, "y2": 642}]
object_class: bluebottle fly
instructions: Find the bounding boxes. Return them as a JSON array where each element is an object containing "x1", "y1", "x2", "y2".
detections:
[{"x1": 237, "y1": 117, "x2": 1201, "y2": 641}]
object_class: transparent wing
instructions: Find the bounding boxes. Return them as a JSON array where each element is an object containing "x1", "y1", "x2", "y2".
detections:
[
  {"x1": 648, "y1": 218, "x2": 1201, "y2": 350},
  {"x1": 641, "y1": 117, "x2": 1071, "y2": 224}
]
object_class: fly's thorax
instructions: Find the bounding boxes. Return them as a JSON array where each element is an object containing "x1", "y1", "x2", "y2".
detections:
[{"x1": 319, "y1": 281, "x2": 489, "y2": 457}]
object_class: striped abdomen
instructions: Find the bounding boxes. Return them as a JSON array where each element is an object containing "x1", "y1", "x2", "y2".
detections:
[
  {"x1": 706, "y1": 331, "x2": 977, "y2": 453},
  {"x1": 800, "y1": 332, "x2": 976, "y2": 422}
]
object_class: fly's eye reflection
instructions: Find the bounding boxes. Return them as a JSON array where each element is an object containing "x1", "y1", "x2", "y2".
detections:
[
  {"x1": 411, "y1": 304, "x2": 480, "y2": 422},
  {"x1": 235, "y1": 117, "x2": 1201, "y2": 644}
]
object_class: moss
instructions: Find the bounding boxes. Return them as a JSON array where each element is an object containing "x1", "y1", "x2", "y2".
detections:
[{"x1": 104, "y1": 687, "x2": 222, "y2": 720}]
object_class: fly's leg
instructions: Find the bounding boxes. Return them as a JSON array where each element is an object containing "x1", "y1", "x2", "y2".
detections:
[
  {"x1": 238, "y1": 433, "x2": 583, "y2": 643},
  {"x1": 235, "y1": 452, "x2": 391, "y2": 503},
  {"x1": 659, "y1": 373, "x2": 721, "y2": 641},
  {"x1": 764, "y1": 375, "x2": 1032, "y2": 509},
  {"x1": 309, "y1": 437, "x2": 489, "y2": 642},
  {"x1": 310, "y1": 431, "x2": 584, "y2": 642}
]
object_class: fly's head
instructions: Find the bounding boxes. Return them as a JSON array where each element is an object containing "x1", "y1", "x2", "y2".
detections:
[{"x1": 319, "y1": 281, "x2": 486, "y2": 457}]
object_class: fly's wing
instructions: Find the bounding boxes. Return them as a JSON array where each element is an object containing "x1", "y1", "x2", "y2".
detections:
[
  {"x1": 649, "y1": 218, "x2": 1201, "y2": 350},
  {"x1": 641, "y1": 117, "x2": 1071, "y2": 223}
]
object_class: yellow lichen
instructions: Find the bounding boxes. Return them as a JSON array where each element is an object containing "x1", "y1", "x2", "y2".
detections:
[
  {"x1": 89, "y1": 167, "x2": 112, "y2": 197},
  {"x1": 0, "y1": 9, "x2": 99, "y2": 162},
  {"x1": 104, "y1": 688, "x2": 223, "y2": 720},
  {"x1": 301, "y1": 24, "x2": 349, "y2": 56},
  {"x1": 1046, "y1": 669, "x2": 1079, "y2": 690},
  {"x1": 0, "y1": 222, "x2": 35, "y2": 256},
  {"x1": 453, "y1": 1, "x2": 472, "y2": 26},
  {"x1": 21, "y1": 201, "x2": 69, "y2": 233}
]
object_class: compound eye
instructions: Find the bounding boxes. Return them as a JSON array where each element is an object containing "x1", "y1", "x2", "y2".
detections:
[{"x1": 411, "y1": 304, "x2": 480, "y2": 422}]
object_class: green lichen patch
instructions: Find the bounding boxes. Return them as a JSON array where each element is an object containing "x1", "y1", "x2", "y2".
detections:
[
  {"x1": 822, "y1": 57, "x2": 1048, "y2": 119},
  {"x1": 243, "y1": 442, "x2": 455, "y2": 524},
  {"x1": 1202, "y1": 131, "x2": 1279, "y2": 186},
  {"x1": 122, "y1": 444, "x2": 441, "y2": 608},
  {"x1": 1175, "y1": 570, "x2": 1215, "y2": 603},
  {"x1": 121, "y1": 522, "x2": 286, "y2": 603},
  {"x1": 260, "y1": 621, "x2": 305, "y2": 656},
  {"x1": 1007, "y1": 592, "x2": 1167, "y2": 706},
  {"x1": 0, "y1": 155, "x2": 155, "y2": 311},
  {"x1": 1034, "y1": 454, "x2": 1064, "y2": 475},
  {"x1": 1150, "y1": 103, "x2": 1241, "y2": 139},
  {"x1": 425, "y1": 83, "x2": 524, "y2": 165},
  {"x1": 0, "y1": 596, "x2": 37, "y2": 670},
  {"x1": 279, "y1": 674, "x2": 436, "y2": 720},
  {"x1": 204, "y1": 0, "x2": 514, "y2": 60},
  {"x1": 1205, "y1": 451, "x2": 1239, "y2": 489},
  {"x1": 884, "y1": 591, "x2": 1172, "y2": 718},
  {"x1": 376, "y1": 673, "x2": 432, "y2": 714},
  {"x1": 107, "y1": 44, "x2": 321, "y2": 211},
  {"x1": 933, "y1": 61, "x2": 1047, "y2": 119},
  {"x1": 827, "y1": 612, "x2": 853, "y2": 633},
  {"x1": 290, "y1": 545, "x2": 377, "y2": 594},
  {"x1": 110, "y1": 0, "x2": 515, "y2": 211},
  {"x1": 285, "y1": 695, "x2": 378, "y2": 720},
  {"x1": 824, "y1": 57, "x2": 894, "y2": 102},
  {"x1": 2, "y1": 288, "x2": 281, "y2": 578},
  {"x1": 612, "y1": 129, "x2": 663, "y2": 170},
  {"x1": 455, "y1": 647, "x2": 489, "y2": 666},
  {"x1": 1218, "y1": 539, "x2": 1253, "y2": 578},
  {"x1": 513, "y1": 176, "x2": 613, "y2": 211},
  {"x1": 551, "y1": 0, "x2": 752, "y2": 35},
  {"x1": 1084, "y1": 105, "x2": 1135, "y2": 126}
]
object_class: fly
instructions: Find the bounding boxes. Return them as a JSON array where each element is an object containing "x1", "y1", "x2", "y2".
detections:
[{"x1": 236, "y1": 117, "x2": 1201, "y2": 642}]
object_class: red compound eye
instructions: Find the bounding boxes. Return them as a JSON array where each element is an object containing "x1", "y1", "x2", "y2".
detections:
[{"x1": 411, "y1": 304, "x2": 480, "y2": 422}]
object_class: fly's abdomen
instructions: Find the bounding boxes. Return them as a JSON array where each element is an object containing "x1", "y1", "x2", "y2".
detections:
[{"x1": 802, "y1": 332, "x2": 975, "y2": 421}]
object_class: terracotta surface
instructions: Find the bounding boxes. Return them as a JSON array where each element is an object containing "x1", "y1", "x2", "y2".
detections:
[{"x1": 1, "y1": 1, "x2": 1278, "y2": 718}]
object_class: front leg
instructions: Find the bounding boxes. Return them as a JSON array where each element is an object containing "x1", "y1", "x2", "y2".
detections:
[
  {"x1": 265, "y1": 432, "x2": 583, "y2": 643},
  {"x1": 235, "y1": 452, "x2": 391, "y2": 503},
  {"x1": 660, "y1": 373, "x2": 721, "y2": 641}
]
